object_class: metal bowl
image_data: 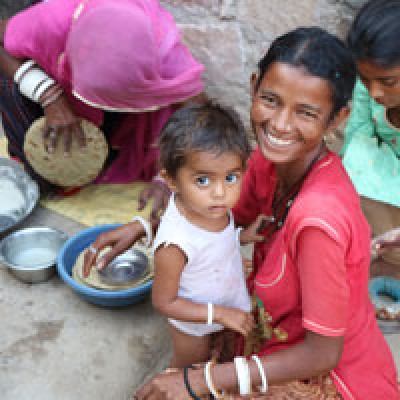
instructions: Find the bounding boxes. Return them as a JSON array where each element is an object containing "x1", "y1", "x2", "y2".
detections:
[
  {"x1": 0, "y1": 227, "x2": 68, "y2": 283},
  {"x1": 98, "y1": 250, "x2": 150, "y2": 286},
  {"x1": 0, "y1": 157, "x2": 39, "y2": 234}
]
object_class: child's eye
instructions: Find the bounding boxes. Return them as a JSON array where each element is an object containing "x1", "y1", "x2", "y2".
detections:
[
  {"x1": 299, "y1": 109, "x2": 318, "y2": 119},
  {"x1": 261, "y1": 95, "x2": 277, "y2": 105},
  {"x1": 196, "y1": 176, "x2": 210, "y2": 186},
  {"x1": 226, "y1": 173, "x2": 238, "y2": 184},
  {"x1": 381, "y1": 78, "x2": 398, "y2": 87}
]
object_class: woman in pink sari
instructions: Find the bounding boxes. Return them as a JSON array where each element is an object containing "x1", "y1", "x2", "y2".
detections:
[{"x1": 0, "y1": 0, "x2": 203, "y2": 213}]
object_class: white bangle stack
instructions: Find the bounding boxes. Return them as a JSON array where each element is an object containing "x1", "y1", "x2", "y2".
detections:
[
  {"x1": 131, "y1": 216, "x2": 152, "y2": 247},
  {"x1": 234, "y1": 356, "x2": 251, "y2": 396},
  {"x1": 251, "y1": 355, "x2": 268, "y2": 393},
  {"x1": 14, "y1": 59, "x2": 61, "y2": 106}
]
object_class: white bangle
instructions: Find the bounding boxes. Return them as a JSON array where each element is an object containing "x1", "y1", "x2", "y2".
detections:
[
  {"x1": 34, "y1": 78, "x2": 57, "y2": 102},
  {"x1": 234, "y1": 356, "x2": 251, "y2": 396},
  {"x1": 131, "y1": 216, "x2": 152, "y2": 247},
  {"x1": 251, "y1": 355, "x2": 268, "y2": 393},
  {"x1": 204, "y1": 360, "x2": 223, "y2": 398},
  {"x1": 19, "y1": 67, "x2": 55, "y2": 102},
  {"x1": 207, "y1": 302, "x2": 213, "y2": 325},
  {"x1": 14, "y1": 59, "x2": 36, "y2": 84}
]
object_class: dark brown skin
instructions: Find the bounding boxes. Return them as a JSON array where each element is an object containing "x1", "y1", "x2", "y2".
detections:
[{"x1": 0, "y1": 19, "x2": 85, "y2": 155}]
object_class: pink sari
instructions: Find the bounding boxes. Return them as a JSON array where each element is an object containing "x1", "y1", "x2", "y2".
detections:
[{"x1": 5, "y1": 0, "x2": 204, "y2": 182}]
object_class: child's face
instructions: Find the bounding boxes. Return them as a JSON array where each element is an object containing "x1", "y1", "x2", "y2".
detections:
[
  {"x1": 164, "y1": 150, "x2": 244, "y2": 226},
  {"x1": 251, "y1": 62, "x2": 347, "y2": 167},
  {"x1": 357, "y1": 60, "x2": 400, "y2": 109}
]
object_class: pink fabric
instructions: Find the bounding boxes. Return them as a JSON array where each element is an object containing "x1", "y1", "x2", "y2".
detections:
[
  {"x1": 5, "y1": 0, "x2": 204, "y2": 183},
  {"x1": 233, "y1": 149, "x2": 399, "y2": 400}
]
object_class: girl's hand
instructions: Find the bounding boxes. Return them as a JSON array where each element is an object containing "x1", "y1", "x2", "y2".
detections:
[
  {"x1": 82, "y1": 222, "x2": 145, "y2": 277},
  {"x1": 371, "y1": 227, "x2": 400, "y2": 259},
  {"x1": 138, "y1": 181, "x2": 170, "y2": 225},
  {"x1": 239, "y1": 214, "x2": 270, "y2": 245},
  {"x1": 42, "y1": 93, "x2": 85, "y2": 155},
  {"x1": 133, "y1": 369, "x2": 194, "y2": 400},
  {"x1": 214, "y1": 306, "x2": 254, "y2": 337}
]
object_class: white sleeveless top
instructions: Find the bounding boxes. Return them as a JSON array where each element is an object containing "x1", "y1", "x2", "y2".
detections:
[{"x1": 153, "y1": 194, "x2": 251, "y2": 336}]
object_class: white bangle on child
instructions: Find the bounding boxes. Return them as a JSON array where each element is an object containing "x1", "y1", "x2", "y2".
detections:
[
  {"x1": 204, "y1": 360, "x2": 223, "y2": 399},
  {"x1": 234, "y1": 356, "x2": 251, "y2": 396},
  {"x1": 207, "y1": 302, "x2": 213, "y2": 325},
  {"x1": 251, "y1": 355, "x2": 268, "y2": 393},
  {"x1": 131, "y1": 216, "x2": 152, "y2": 247}
]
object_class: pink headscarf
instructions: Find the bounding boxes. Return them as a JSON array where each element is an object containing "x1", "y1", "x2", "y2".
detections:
[
  {"x1": 5, "y1": 0, "x2": 204, "y2": 183},
  {"x1": 66, "y1": 0, "x2": 204, "y2": 111}
]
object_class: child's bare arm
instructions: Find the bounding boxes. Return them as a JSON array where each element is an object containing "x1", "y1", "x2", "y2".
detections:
[{"x1": 152, "y1": 244, "x2": 254, "y2": 336}]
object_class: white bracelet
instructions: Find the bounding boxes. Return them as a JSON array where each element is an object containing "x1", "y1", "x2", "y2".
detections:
[
  {"x1": 234, "y1": 356, "x2": 251, "y2": 396},
  {"x1": 34, "y1": 78, "x2": 57, "y2": 102},
  {"x1": 204, "y1": 360, "x2": 223, "y2": 398},
  {"x1": 131, "y1": 216, "x2": 152, "y2": 247},
  {"x1": 19, "y1": 67, "x2": 55, "y2": 102},
  {"x1": 14, "y1": 59, "x2": 36, "y2": 84},
  {"x1": 251, "y1": 355, "x2": 268, "y2": 393},
  {"x1": 207, "y1": 302, "x2": 213, "y2": 325}
]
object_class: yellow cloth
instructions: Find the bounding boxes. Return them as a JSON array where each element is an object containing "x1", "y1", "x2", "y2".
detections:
[{"x1": 0, "y1": 136, "x2": 151, "y2": 226}]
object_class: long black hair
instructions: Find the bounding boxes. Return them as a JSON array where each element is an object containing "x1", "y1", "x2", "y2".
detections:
[
  {"x1": 256, "y1": 27, "x2": 357, "y2": 118},
  {"x1": 347, "y1": 0, "x2": 400, "y2": 67}
]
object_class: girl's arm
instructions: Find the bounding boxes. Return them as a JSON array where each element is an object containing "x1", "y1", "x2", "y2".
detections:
[{"x1": 152, "y1": 245, "x2": 254, "y2": 336}]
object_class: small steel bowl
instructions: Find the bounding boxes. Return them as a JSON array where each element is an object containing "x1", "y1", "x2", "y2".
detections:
[{"x1": 0, "y1": 227, "x2": 68, "y2": 283}]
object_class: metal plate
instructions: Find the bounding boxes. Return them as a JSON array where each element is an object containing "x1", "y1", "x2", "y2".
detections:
[
  {"x1": 0, "y1": 158, "x2": 39, "y2": 234},
  {"x1": 98, "y1": 249, "x2": 149, "y2": 286}
]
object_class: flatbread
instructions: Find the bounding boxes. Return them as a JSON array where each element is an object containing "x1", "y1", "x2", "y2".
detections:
[
  {"x1": 72, "y1": 245, "x2": 153, "y2": 291},
  {"x1": 24, "y1": 117, "x2": 108, "y2": 187}
]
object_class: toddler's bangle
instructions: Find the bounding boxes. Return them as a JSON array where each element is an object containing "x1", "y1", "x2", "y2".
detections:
[
  {"x1": 14, "y1": 59, "x2": 36, "y2": 84},
  {"x1": 204, "y1": 360, "x2": 224, "y2": 399},
  {"x1": 251, "y1": 355, "x2": 268, "y2": 393},
  {"x1": 183, "y1": 365, "x2": 201, "y2": 400},
  {"x1": 207, "y1": 302, "x2": 213, "y2": 325},
  {"x1": 131, "y1": 216, "x2": 152, "y2": 247},
  {"x1": 234, "y1": 356, "x2": 251, "y2": 396}
]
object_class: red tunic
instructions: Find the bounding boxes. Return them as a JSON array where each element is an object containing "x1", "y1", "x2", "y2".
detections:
[{"x1": 233, "y1": 149, "x2": 398, "y2": 400}]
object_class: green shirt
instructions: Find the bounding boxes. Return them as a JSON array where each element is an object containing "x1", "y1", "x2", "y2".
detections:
[{"x1": 342, "y1": 79, "x2": 400, "y2": 207}]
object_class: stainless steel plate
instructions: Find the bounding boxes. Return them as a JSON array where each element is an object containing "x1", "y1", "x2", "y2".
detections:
[
  {"x1": 0, "y1": 158, "x2": 39, "y2": 234},
  {"x1": 98, "y1": 249, "x2": 149, "y2": 286}
]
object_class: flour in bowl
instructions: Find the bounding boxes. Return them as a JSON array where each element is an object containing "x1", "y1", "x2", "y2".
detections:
[{"x1": 0, "y1": 178, "x2": 25, "y2": 214}]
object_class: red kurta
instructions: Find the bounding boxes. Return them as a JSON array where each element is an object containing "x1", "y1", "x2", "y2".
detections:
[{"x1": 233, "y1": 148, "x2": 398, "y2": 400}]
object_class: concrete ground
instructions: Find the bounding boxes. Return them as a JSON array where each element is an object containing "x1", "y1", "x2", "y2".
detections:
[{"x1": 0, "y1": 124, "x2": 399, "y2": 400}]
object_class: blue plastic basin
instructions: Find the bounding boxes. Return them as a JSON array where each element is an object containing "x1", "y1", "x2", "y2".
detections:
[{"x1": 57, "y1": 224, "x2": 152, "y2": 307}]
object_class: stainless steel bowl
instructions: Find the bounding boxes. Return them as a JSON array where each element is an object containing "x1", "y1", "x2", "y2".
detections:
[
  {"x1": 0, "y1": 157, "x2": 39, "y2": 234},
  {"x1": 0, "y1": 227, "x2": 68, "y2": 283},
  {"x1": 98, "y1": 249, "x2": 150, "y2": 286}
]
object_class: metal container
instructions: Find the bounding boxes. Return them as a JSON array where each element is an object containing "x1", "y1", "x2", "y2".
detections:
[{"x1": 0, "y1": 227, "x2": 68, "y2": 283}]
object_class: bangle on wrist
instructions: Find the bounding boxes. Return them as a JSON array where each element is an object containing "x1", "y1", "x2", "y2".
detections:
[
  {"x1": 234, "y1": 356, "x2": 251, "y2": 396},
  {"x1": 251, "y1": 355, "x2": 268, "y2": 393},
  {"x1": 204, "y1": 360, "x2": 224, "y2": 399},
  {"x1": 14, "y1": 60, "x2": 36, "y2": 84},
  {"x1": 183, "y1": 365, "x2": 201, "y2": 400},
  {"x1": 18, "y1": 66, "x2": 55, "y2": 102},
  {"x1": 207, "y1": 302, "x2": 213, "y2": 325},
  {"x1": 131, "y1": 216, "x2": 152, "y2": 247},
  {"x1": 41, "y1": 87, "x2": 64, "y2": 108}
]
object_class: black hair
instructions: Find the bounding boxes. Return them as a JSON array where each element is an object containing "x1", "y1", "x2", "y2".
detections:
[
  {"x1": 256, "y1": 27, "x2": 357, "y2": 118},
  {"x1": 158, "y1": 103, "x2": 251, "y2": 178},
  {"x1": 347, "y1": 0, "x2": 400, "y2": 68}
]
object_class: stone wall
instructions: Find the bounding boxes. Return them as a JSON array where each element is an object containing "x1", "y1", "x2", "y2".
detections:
[
  {"x1": 160, "y1": 0, "x2": 367, "y2": 126},
  {"x1": 1, "y1": 0, "x2": 368, "y2": 127}
]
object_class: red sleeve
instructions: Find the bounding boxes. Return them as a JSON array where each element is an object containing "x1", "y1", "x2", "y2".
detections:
[
  {"x1": 233, "y1": 149, "x2": 274, "y2": 226},
  {"x1": 295, "y1": 226, "x2": 349, "y2": 337}
]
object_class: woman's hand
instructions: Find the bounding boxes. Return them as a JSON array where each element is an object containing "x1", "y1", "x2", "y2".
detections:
[
  {"x1": 82, "y1": 222, "x2": 145, "y2": 277},
  {"x1": 239, "y1": 214, "x2": 270, "y2": 245},
  {"x1": 42, "y1": 93, "x2": 85, "y2": 155},
  {"x1": 138, "y1": 181, "x2": 170, "y2": 225},
  {"x1": 133, "y1": 369, "x2": 194, "y2": 400},
  {"x1": 371, "y1": 227, "x2": 400, "y2": 259},
  {"x1": 214, "y1": 305, "x2": 255, "y2": 337}
]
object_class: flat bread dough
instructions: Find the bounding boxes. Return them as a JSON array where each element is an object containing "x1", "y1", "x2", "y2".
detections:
[
  {"x1": 24, "y1": 117, "x2": 108, "y2": 187},
  {"x1": 72, "y1": 245, "x2": 153, "y2": 291}
]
